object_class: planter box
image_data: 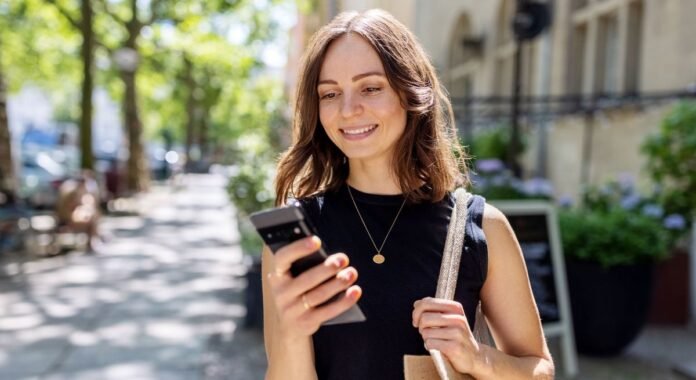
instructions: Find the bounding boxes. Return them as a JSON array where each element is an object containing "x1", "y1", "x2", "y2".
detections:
[{"x1": 648, "y1": 248, "x2": 690, "y2": 325}]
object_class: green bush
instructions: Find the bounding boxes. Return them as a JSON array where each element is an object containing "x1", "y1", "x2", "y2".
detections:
[
  {"x1": 560, "y1": 180, "x2": 687, "y2": 268},
  {"x1": 226, "y1": 152, "x2": 276, "y2": 257},
  {"x1": 641, "y1": 102, "x2": 696, "y2": 225},
  {"x1": 466, "y1": 124, "x2": 528, "y2": 164}
]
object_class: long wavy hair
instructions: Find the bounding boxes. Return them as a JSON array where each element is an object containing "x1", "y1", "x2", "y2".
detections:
[{"x1": 275, "y1": 9, "x2": 468, "y2": 205}]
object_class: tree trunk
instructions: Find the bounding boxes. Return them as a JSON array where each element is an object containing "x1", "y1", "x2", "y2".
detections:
[
  {"x1": 0, "y1": 46, "x2": 16, "y2": 193},
  {"x1": 184, "y1": 56, "x2": 196, "y2": 173},
  {"x1": 123, "y1": 0, "x2": 147, "y2": 192},
  {"x1": 199, "y1": 113, "x2": 209, "y2": 161},
  {"x1": 123, "y1": 67, "x2": 146, "y2": 192},
  {"x1": 79, "y1": 0, "x2": 94, "y2": 170}
]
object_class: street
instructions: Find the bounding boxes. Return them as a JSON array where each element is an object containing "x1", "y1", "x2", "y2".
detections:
[{"x1": 0, "y1": 174, "x2": 267, "y2": 379}]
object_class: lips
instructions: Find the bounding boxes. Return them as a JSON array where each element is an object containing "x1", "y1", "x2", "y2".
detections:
[{"x1": 340, "y1": 124, "x2": 378, "y2": 140}]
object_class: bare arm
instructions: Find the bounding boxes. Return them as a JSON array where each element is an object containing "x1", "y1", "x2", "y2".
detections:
[
  {"x1": 413, "y1": 204, "x2": 554, "y2": 379},
  {"x1": 262, "y1": 237, "x2": 362, "y2": 380},
  {"x1": 475, "y1": 204, "x2": 555, "y2": 379},
  {"x1": 262, "y1": 246, "x2": 317, "y2": 380}
]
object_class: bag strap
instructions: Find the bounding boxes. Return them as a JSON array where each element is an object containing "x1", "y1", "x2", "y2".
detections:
[
  {"x1": 435, "y1": 188, "x2": 472, "y2": 300},
  {"x1": 429, "y1": 188, "x2": 474, "y2": 380}
]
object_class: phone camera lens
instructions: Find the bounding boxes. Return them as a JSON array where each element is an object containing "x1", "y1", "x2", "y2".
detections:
[{"x1": 293, "y1": 227, "x2": 301, "y2": 235}]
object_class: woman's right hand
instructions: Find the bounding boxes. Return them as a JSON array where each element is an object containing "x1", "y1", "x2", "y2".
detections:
[{"x1": 266, "y1": 235, "x2": 362, "y2": 340}]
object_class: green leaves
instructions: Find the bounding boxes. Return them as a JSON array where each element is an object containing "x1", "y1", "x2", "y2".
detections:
[
  {"x1": 559, "y1": 206, "x2": 670, "y2": 268},
  {"x1": 641, "y1": 102, "x2": 696, "y2": 222}
]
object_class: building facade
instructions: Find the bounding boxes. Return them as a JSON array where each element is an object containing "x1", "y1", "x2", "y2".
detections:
[{"x1": 316, "y1": 0, "x2": 696, "y2": 200}]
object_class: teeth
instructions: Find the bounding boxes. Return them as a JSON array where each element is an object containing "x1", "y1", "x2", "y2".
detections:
[{"x1": 343, "y1": 125, "x2": 377, "y2": 135}]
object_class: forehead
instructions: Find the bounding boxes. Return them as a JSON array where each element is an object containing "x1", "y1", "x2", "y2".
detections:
[{"x1": 319, "y1": 34, "x2": 384, "y2": 79}]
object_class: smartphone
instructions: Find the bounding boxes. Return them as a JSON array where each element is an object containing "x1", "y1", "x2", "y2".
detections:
[{"x1": 249, "y1": 203, "x2": 366, "y2": 326}]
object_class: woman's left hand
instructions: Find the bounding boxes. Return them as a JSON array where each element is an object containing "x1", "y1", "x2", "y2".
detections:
[{"x1": 412, "y1": 297, "x2": 481, "y2": 375}]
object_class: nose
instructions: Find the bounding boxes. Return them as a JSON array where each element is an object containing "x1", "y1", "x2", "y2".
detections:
[{"x1": 340, "y1": 92, "x2": 362, "y2": 119}]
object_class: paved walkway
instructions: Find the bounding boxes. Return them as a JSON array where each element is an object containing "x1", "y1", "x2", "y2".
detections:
[
  {"x1": 0, "y1": 174, "x2": 266, "y2": 379},
  {"x1": 2, "y1": 173, "x2": 695, "y2": 379}
]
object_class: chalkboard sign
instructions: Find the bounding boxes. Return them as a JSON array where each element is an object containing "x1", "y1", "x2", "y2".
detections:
[
  {"x1": 491, "y1": 200, "x2": 577, "y2": 378},
  {"x1": 506, "y1": 213, "x2": 560, "y2": 323}
]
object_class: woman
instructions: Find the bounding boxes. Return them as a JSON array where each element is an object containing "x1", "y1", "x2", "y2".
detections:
[{"x1": 262, "y1": 9, "x2": 554, "y2": 380}]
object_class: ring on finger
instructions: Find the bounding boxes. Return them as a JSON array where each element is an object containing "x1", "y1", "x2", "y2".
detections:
[{"x1": 301, "y1": 294, "x2": 313, "y2": 310}]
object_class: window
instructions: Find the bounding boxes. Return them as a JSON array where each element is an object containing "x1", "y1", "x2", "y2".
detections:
[
  {"x1": 567, "y1": 1, "x2": 643, "y2": 95},
  {"x1": 568, "y1": 24, "x2": 587, "y2": 94},
  {"x1": 596, "y1": 14, "x2": 620, "y2": 94},
  {"x1": 625, "y1": 1, "x2": 643, "y2": 93}
]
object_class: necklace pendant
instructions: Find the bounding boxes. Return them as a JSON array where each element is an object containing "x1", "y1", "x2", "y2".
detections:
[{"x1": 373, "y1": 253, "x2": 385, "y2": 264}]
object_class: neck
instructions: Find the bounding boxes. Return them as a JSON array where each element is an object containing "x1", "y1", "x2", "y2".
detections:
[{"x1": 346, "y1": 158, "x2": 401, "y2": 195}]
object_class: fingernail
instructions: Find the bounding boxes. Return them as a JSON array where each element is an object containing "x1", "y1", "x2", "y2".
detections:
[
  {"x1": 348, "y1": 287, "x2": 362, "y2": 300},
  {"x1": 338, "y1": 270, "x2": 354, "y2": 282},
  {"x1": 306, "y1": 236, "x2": 319, "y2": 248},
  {"x1": 333, "y1": 257, "x2": 346, "y2": 268}
]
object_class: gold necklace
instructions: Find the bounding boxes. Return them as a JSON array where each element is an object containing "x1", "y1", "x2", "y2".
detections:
[{"x1": 347, "y1": 185, "x2": 407, "y2": 265}]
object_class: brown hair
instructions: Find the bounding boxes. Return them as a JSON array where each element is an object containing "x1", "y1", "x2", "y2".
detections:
[{"x1": 275, "y1": 9, "x2": 468, "y2": 205}]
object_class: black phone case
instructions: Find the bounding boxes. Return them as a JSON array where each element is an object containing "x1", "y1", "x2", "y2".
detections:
[{"x1": 249, "y1": 203, "x2": 366, "y2": 326}]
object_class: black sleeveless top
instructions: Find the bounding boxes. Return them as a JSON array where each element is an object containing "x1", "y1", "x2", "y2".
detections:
[{"x1": 297, "y1": 185, "x2": 488, "y2": 380}]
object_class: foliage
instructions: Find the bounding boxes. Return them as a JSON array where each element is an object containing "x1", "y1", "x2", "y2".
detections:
[
  {"x1": 466, "y1": 124, "x2": 527, "y2": 165},
  {"x1": 641, "y1": 102, "x2": 696, "y2": 224},
  {"x1": 226, "y1": 146, "x2": 276, "y2": 257},
  {"x1": 224, "y1": 76, "x2": 286, "y2": 257},
  {"x1": 470, "y1": 158, "x2": 553, "y2": 200},
  {"x1": 227, "y1": 152, "x2": 276, "y2": 257},
  {"x1": 559, "y1": 179, "x2": 689, "y2": 268}
]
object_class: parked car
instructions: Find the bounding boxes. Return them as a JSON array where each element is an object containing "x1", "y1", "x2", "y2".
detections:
[{"x1": 18, "y1": 151, "x2": 70, "y2": 209}]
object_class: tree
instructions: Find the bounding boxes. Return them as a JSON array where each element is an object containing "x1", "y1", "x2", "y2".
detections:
[
  {"x1": 44, "y1": 0, "x2": 96, "y2": 171},
  {"x1": 1, "y1": 0, "x2": 82, "y2": 192},
  {"x1": 0, "y1": 46, "x2": 14, "y2": 193}
]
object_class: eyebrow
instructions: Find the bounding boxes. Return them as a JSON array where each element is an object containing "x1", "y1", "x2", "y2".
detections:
[{"x1": 318, "y1": 71, "x2": 385, "y2": 85}]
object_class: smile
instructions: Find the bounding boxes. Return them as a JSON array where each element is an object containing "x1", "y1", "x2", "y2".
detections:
[{"x1": 340, "y1": 124, "x2": 378, "y2": 139}]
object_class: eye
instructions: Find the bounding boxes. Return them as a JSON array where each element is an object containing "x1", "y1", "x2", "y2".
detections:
[
  {"x1": 364, "y1": 87, "x2": 382, "y2": 94},
  {"x1": 320, "y1": 92, "x2": 338, "y2": 100}
]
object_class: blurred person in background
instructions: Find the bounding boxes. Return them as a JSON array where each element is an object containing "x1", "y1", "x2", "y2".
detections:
[{"x1": 56, "y1": 170, "x2": 101, "y2": 253}]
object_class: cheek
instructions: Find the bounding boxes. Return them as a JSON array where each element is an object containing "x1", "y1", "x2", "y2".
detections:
[{"x1": 319, "y1": 104, "x2": 336, "y2": 129}]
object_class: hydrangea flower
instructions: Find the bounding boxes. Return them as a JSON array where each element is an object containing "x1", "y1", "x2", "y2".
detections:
[
  {"x1": 523, "y1": 178, "x2": 554, "y2": 197},
  {"x1": 663, "y1": 214, "x2": 686, "y2": 230},
  {"x1": 620, "y1": 194, "x2": 641, "y2": 210},
  {"x1": 641, "y1": 204, "x2": 664, "y2": 218},
  {"x1": 558, "y1": 195, "x2": 574, "y2": 208},
  {"x1": 475, "y1": 159, "x2": 505, "y2": 174}
]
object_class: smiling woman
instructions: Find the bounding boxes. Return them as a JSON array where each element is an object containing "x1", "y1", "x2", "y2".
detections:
[
  {"x1": 262, "y1": 9, "x2": 555, "y2": 380},
  {"x1": 317, "y1": 35, "x2": 407, "y2": 171}
]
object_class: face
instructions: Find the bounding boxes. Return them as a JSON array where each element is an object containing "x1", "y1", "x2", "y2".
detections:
[{"x1": 317, "y1": 34, "x2": 407, "y2": 165}]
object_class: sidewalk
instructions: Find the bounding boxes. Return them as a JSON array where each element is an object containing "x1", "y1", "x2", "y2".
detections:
[
  {"x1": 2, "y1": 173, "x2": 695, "y2": 379},
  {"x1": 0, "y1": 174, "x2": 266, "y2": 379},
  {"x1": 555, "y1": 324, "x2": 696, "y2": 379}
]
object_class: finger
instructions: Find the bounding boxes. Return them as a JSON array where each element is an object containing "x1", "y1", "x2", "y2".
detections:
[
  {"x1": 302, "y1": 267, "x2": 358, "y2": 307},
  {"x1": 418, "y1": 312, "x2": 469, "y2": 333},
  {"x1": 412, "y1": 298, "x2": 465, "y2": 327},
  {"x1": 308, "y1": 285, "x2": 362, "y2": 324},
  {"x1": 280, "y1": 253, "x2": 349, "y2": 300},
  {"x1": 424, "y1": 338, "x2": 458, "y2": 355},
  {"x1": 420, "y1": 326, "x2": 464, "y2": 342},
  {"x1": 272, "y1": 236, "x2": 322, "y2": 274}
]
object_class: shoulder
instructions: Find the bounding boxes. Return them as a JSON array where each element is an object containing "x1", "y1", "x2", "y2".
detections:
[
  {"x1": 481, "y1": 202, "x2": 517, "y2": 245},
  {"x1": 482, "y1": 203, "x2": 507, "y2": 227}
]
